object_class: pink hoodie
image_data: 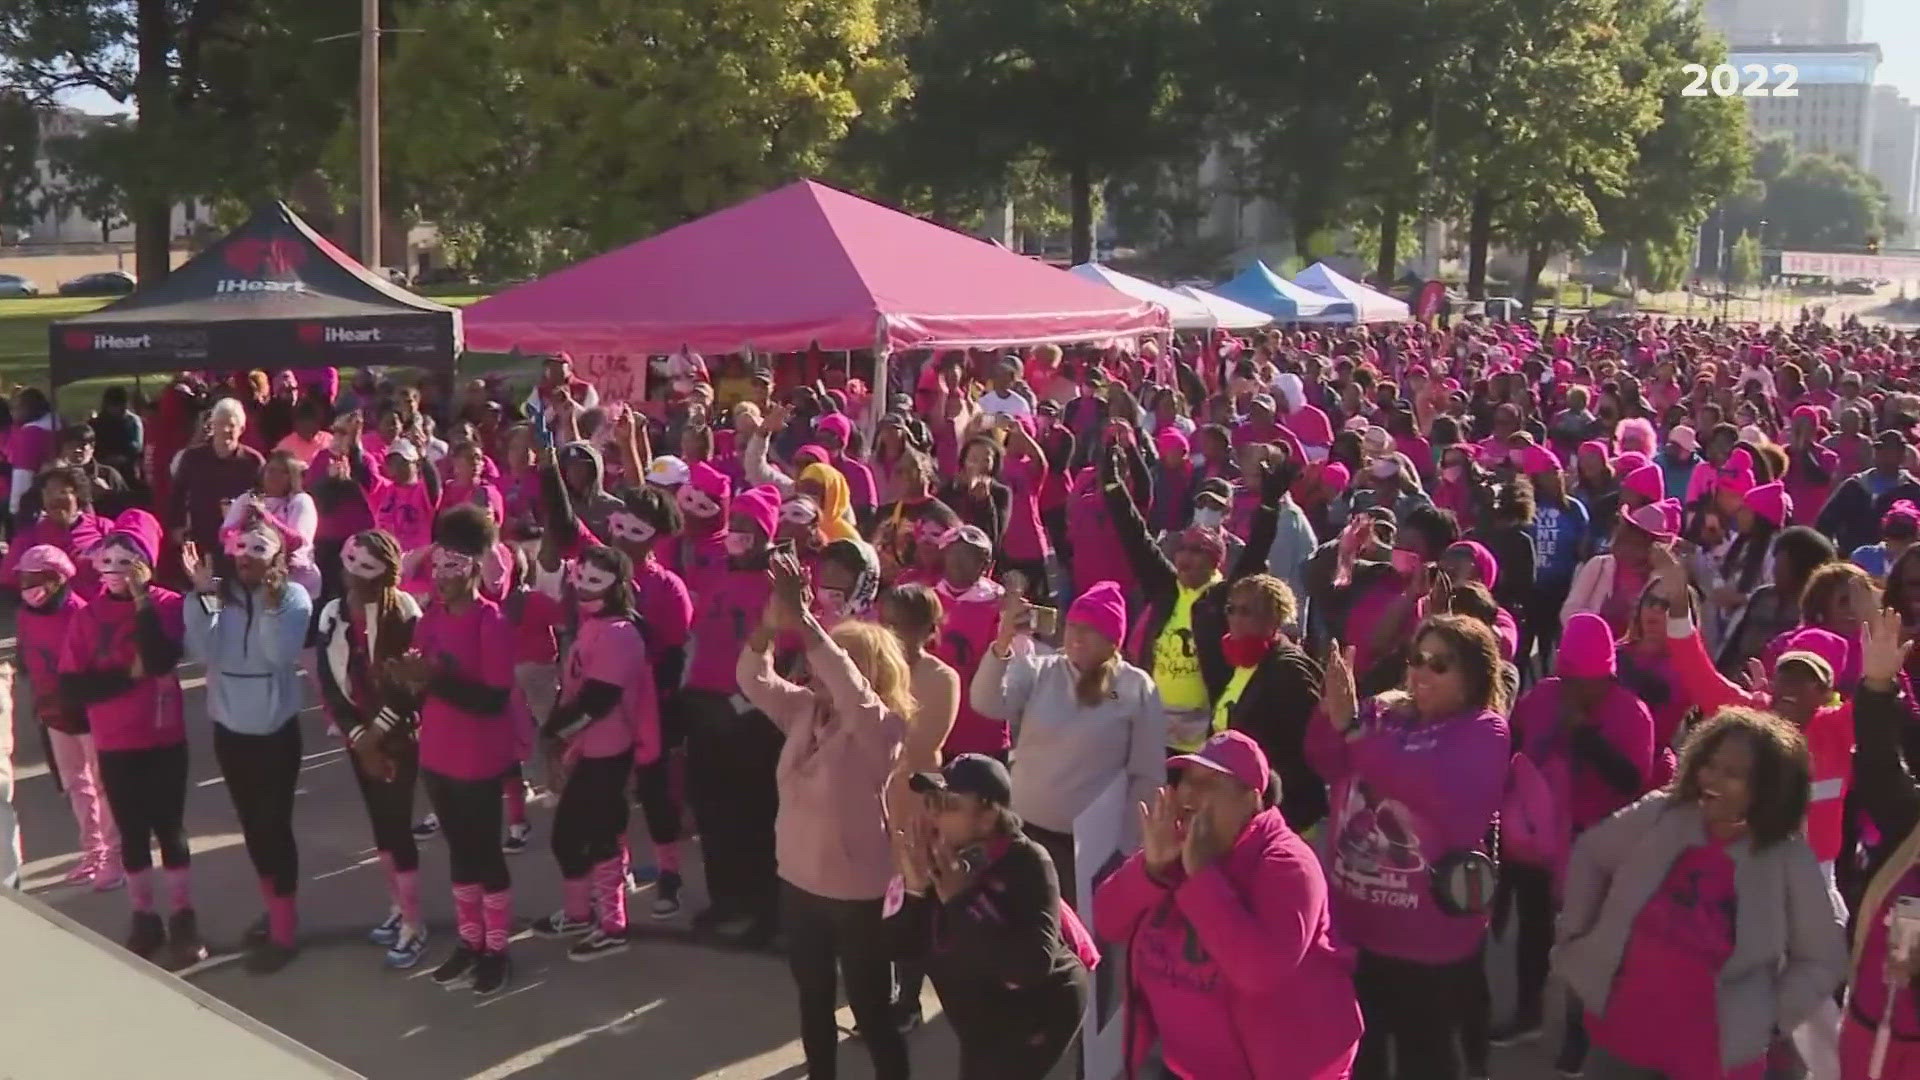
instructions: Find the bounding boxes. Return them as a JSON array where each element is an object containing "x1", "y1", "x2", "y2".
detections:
[
  {"x1": 56, "y1": 588, "x2": 187, "y2": 752},
  {"x1": 1095, "y1": 808, "x2": 1362, "y2": 1080},
  {"x1": 1509, "y1": 677, "x2": 1655, "y2": 831}
]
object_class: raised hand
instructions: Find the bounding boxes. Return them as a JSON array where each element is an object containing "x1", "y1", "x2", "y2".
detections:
[
  {"x1": 1323, "y1": 641, "x2": 1358, "y2": 731},
  {"x1": 1861, "y1": 606, "x2": 1911, "y2": 688},
  {"x1": 1138, "y1": 786, "x2": 1184, "y2": 878},
  {"x1": 180, "y1": 541, "x2": 215, "y2": 594}
]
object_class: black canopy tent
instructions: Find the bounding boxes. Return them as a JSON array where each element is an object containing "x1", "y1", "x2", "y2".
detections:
[{"x1": 47, "y1": 202, "x2": 461, "y2": 388}]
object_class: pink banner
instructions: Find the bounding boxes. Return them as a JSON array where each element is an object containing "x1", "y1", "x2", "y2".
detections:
[
  {"x1": 1779, "y1": 251, "x2": 1920, "y2": 280},
  {"x1": 1414, "y1": 280, "x2": 1447, "y2": 321},
  {"x1": 572, "y1": 352, "x2": 646, "y2": 406}
]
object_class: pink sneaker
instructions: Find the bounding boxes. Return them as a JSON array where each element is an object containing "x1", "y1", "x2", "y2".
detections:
[
  {"x1": 91, "y1": 861, "x2": 126, "y2": 892},
  {"x1": 62, "y1": 855, "x2": 98, "y2": 886}
]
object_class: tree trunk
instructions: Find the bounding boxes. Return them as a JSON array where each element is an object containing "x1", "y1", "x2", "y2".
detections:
[
  {"x1": 1375, "y1": 200, "x2": 1400, "y2": 286},
  {"x1": 1519, "y1": 243, "x2": 1549, "y2": 314},
  {"x1": 134, "y1": 0, "x2": 174, "y2": 285},
  {"x1": 1465, "y1": 188, "x2": 1493, "y2": 300},
  {"x1": 1068, "y1": 159, "x2": 1094, "y2": 266}
]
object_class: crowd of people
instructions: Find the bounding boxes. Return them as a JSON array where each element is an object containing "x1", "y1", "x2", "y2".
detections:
[{"x1": 4, "y1": 309, "x2": 1920, "y2": 1079}]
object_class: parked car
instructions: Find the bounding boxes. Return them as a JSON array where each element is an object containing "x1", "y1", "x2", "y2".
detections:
[
  {"x1": 1839, "y1": 279, "x2": 1876, "y2": 295},
  {"x1": 377, "y1": 266, "x2": 412, "y2": 286},
  {"x1": 57, "y1": 270, "x2": 136, "y2": 297},
  {"x1": 0, "y1": 273, "x2": 39, "y2": 298}
]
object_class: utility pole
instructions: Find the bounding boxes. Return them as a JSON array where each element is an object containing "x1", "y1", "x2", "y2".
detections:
[{"x1": 359, "y1": 0, "x2": 381, "y2": 271}]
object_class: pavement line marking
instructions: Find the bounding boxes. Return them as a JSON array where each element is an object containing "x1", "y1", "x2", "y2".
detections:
[
  {"x1": 474, "y1": 979, "x2": 547, "y2": 1009},
  {"x1": 464, "y1": 999, "x2": 664, "y2": 1079},
  {"x1": 310, "y1": 856, "x2": 381, "y2": 882}
]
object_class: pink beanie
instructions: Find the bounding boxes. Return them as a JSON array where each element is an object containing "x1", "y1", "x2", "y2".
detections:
[
  {"x1": 1577, "y1": 439, "x2": 1611, "y2": 463},
  {"x1": 1446, "y1": 540, "x2": 1498, "y2": 590},
  {"x1": 814, "y1": 413, "x2": 854, "y2": 445},
  {"x1": 16, "y1": 543, "x2": 75, "y2": 579},
  {"x1": 1776, "y1": 627, "x2": 1848, "y2": 687},
  {"x1": 1744, "y1": 481, "x2": 1791, "y2": 528},
  {"x1": 1521, "y1": 444, "x2": 1561, "y2": 475},
  {"x1": 1321, "y1": 462, "x2": 1352, "y2": 493},
  {"x1": 1612, "y1": 451, "x2": 1650, "y2": 474},
  {"x1": 105, "y1": 508, "x2": 163, "y2": 566},
  {"x1": 1557, "y1": 613, "x2": 1617, "y2": 679},
  {"x1": 689, "y1": 461, "x2": 732, "y2": 506},
  {"x1": 1068, "y1": 580, "x2": 1128, "y2": 645},
  {"x1": 1622, "y1": 464, "x2": 1664, "y2": 504},
  {"x1": 733, "y1": 484, "x2": 781, "y2": 539}
]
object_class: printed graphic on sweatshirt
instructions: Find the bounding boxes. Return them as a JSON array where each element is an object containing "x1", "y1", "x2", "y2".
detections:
[{"x1": 1330, "y1": 779, "x2": 1428, "y2": 910}]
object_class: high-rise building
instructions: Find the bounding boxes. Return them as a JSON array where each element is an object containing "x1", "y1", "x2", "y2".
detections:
[
  {"x1": 1700, "y1": 0, "x2": 1863, "y2": 47},
  {"x1": 1736, "y1": 44, "x2": 1881, "y2": 164},
  {"x1": 1868, "y1": 86, "x2": 1920, "y2": 244}
]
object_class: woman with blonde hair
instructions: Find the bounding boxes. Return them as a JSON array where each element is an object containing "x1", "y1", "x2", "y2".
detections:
[{"x1": 738, "y1": 551, "x2": 912, "y2": 1080}]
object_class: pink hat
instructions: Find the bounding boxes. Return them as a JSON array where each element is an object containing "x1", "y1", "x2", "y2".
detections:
[
  {"x1": 1446, "y1": 540, "x2": 1498, "y2": 590},
  {"x1": 1068, "y1": 580, "x2": 1128, "y2": 644},
  {"x1": 1744, "y1": 481, "x2": 1791, "y2": 527},
  {"x1": 1621, "y1": 498, "x2": 1681, "y2": 542},
  {"x1": 793, "y1": 444, "x2": 832, "y2": 469},
  {"x1": 689, "y1": 461, "x2": 731, "y2": 506},
  {"x1": 733, "y1": 484, "x2": 781, "y2": 539},
  {"x1": 1622, "y1": 464, "x2": 1664, "y2": 504},
  {"x1": 1521, "y1": 444, "x2": 1561, "y2": 475},
  {"x1": 104, "y1": 508, "x2": 163, "y2": 566},
  {"x1": 814, "y1": 413, "x2": 854, "y2": 445},
  {"x1": 1577, "y1": 439, "x2": 1611, "y2": 462},
  {"x1": 1556, "y1": 613, "x2": 1617, "y2": 679},
  {"x1": 1776, "y1": 627, "x2": 1847, "y2": 687},
  {"x1": 1169, "y1": 730, "x2": 1270, "y2": 793},
  {"x1": 15, "y1": 544, "x2": 75, "y2": 579},
  {"x1": 1156, "y1": 427, "x2": 1191, "y2": 458},
  {"x1": 1612, "y1": 451, "x2": 1650, "y2": 474},
  {"x1": 1321, "y1": 462, "x2": 1352, "y2": 493}
]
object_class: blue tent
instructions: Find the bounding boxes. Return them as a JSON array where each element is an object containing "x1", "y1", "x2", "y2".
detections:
[{"x1": 1212, "y1": 261, "x2": 1357, "y2": 323}]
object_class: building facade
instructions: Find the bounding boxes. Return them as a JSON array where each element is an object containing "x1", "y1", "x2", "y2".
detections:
[{"x1": 1701, "y1": 0, "x2": 1863, "y2": 48}]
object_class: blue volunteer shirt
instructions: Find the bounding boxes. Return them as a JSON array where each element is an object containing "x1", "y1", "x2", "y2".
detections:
[{"x1": 1530, "y1": 497, "x2": 1588, "y2": 582}]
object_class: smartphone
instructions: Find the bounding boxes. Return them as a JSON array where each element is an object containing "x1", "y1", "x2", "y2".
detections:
[{"x1": 1024, "y1": 605, "x2": 1060, "y2": 638}]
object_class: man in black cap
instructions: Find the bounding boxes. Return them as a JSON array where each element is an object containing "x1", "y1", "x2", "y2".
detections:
[{"x1": 1816, "y1": 428, "x2": 1920, "y2": 554}]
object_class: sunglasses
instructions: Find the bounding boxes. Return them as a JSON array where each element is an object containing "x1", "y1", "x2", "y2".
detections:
[{"x1": 1408, "y1": 651, "x2": 1455, "y2": 675}]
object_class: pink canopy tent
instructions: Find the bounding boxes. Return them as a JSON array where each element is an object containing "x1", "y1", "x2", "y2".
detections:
[{"x1": 462, "y1": 178, "x2": 1167, "y2": 358}]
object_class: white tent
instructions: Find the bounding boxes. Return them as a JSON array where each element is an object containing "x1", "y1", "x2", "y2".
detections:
[
  {"x1": 1069, "y1": 263, "x2": 1211, "y2": 330},
  {"x1": 1174, "y1": 285, "x2": 1275, "y2": 331},
  {"x1": 1293, "y1": 261, "x2": 1411, "y2": 323}
]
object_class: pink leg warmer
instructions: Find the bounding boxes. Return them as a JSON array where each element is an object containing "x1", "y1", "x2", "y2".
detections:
[
  {"x1": 268, "y1": 894, "x2": 298, "y2": 948},
  {"x1": 452, "y1": 883, "x2": 484, "y2": 949},
  {"x1": 656, "y1": 841, "x2": 682, "y2": 875},
  {"x1": 165, "y1": 866, "x2": 192, "y2": 913},
  {"x1": 481, "y1": 890, "x2": 512, "y2": 954},
  {"x1": 563, "y1": 877, "x2": 592, "y2": 923},
  {"x1": 128, "y1": 868, "x2": 154, "y2": 913},
  {"x1": 592, "y1": 855, "x2": 628, "y2": 935}
]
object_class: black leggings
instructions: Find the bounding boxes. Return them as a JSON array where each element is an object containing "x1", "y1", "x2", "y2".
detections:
[
  {"x1": 781, "y1": 882, "x2": 907, "y2": 1080},
  {"x1": 552, "y1": 751, "x2": 633, "y2": 878},
  {"x1": 684, "y1": 692, "x2": 783, "y2": 922},
  {"x1": 423, "y1": 769, "x2": 510, "y2": 892},
  {"x1": 633, "y1": 754, "x2": 681, "y2": 846},
  {"x1": 350, "y1": 736, "x2": 420, "y2": 873},
  {"x1": 212, "y1": 720, "x2": 302, "y2": 896},
  {"x1": 1354, "y1": 946, "x2": 1487, "y2": 1080},
  {"x1": 955, "y1": 976, "x2": 1089, "y2": 1080},
  {"x1": 97, "y1": 743, "x2": 191, "y2": 873}
]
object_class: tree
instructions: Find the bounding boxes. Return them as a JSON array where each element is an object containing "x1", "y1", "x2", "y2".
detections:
[
  {"x1": 378, "y1": 0, "x2": 911, "y2": 273},
  {"x1": 0, "y1": 0, "x2": 361, "y2": 281},
  {"x1": 43, "y1": 118, "x2": 136, "y2": 242},
  {"x1": 0, "y1": 92, "x2": 43, "y2": 234},
  {"x1": 1761, "y1": 154, "x2": 1887, "y2": 249},
  {"x1": 872, "y1": 0, "x2": 1211, "y2": 264},
  {"x1": 1629, "y1": 227, "x2": 1694, "y2": 293},
  {"x1": 1726, "y1": 230, "x2": 1760, "y2": 288}
]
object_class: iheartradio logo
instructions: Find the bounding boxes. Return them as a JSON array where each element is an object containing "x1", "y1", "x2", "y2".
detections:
[
  {"x1": 62, "y1": 330, "x2": 93, "y2": 351},
  {"x1": 296, "y1": 323, "x2": 324, "y2": 345}
]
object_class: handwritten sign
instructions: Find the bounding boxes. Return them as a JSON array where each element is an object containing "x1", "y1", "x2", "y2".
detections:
[{"x1": 572, "y1": 352, "x2": 645, "y2": 406}]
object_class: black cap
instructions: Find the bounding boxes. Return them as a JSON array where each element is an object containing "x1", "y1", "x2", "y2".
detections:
[
  {"x1": 909, "y1": 753, "x2": 1012, "y2": 807},
  {"x1": 1877, "y1": 430, "x2": 1908, "y2": 450}
]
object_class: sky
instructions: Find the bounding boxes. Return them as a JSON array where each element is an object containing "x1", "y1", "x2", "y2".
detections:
[{"x1": 45, "y1": 0, "x2": 1920, "y2": 110}]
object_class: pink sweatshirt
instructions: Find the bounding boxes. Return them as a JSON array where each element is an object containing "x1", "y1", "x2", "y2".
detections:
[
  {"x1": 932, "y1": 587, "x2": 1011, "y2": 757},
  {"x1": 57, "y1": 589, "x2": 187, "y2": 752},
  {"x1": 17, "y1": 590, "x2": 85, "y2": 730},
  {"x1": 0, "y1": 513, "x2": 107, "y2": 599},
  {"x1": 1509, "y1": 678, "x2": 1655, "y2": 831},
  {"x1": 738, "y1": 633, "x2": 907, "y2": 901},
  {"x1": 684, "y1": 564, "x2": 771, "y2": 694},
  {"x1": 370, "y1": 477, "x2": 435, "y2": 552},
  {"x1": 561, "y1": 615, "x2": 661, "y2": 762},
  {"x1": 1095, "y1": 808, "x2": 1362, "y2": 1080},
  {"x1": 414, "y1": 597, "x2": 518, "y2": 780},
  {"x1": 1306, "y1": 699, "x2": 1510, "y2": 963}
]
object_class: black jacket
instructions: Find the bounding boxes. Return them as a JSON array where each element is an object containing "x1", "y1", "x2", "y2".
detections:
[
  {"x1": 1817, "y1": 470, "x2": 1920, "y2": 556},
  {"x1": 1221, "y1": 641, "x2": 1328, "y2": 831},
  {"x1": 1103, "y1": 449, "x2": 1285, "y2": 690},
  {"x1": 891, "y1": 834, "x2": 1087, "y2": 1044}
]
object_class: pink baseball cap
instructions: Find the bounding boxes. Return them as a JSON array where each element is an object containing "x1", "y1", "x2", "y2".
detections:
[{"x1": 1169, "y1": 730, "x2": 1270, "y2": 793}]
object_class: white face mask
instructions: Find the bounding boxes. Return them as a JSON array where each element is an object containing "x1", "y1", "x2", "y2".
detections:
[
  {"x1": 570, "y1": 561, "x2": 618, "y2": 614},
  {"x1": 1188, "y1": 452, "x2": 1206, "y2": 467},
  {"x1": 92, "y1": 544, "x2": 141, "y2": 594},
  {"x1": 224, "y1": 527, "x2": 283, "y2": 563},
  {"x1": 342, "y1": 539, "x2": 387, "y2": 581},
  {"x1": 431, "y1": 548, "x2": 477, "y2": 581},
  {"x1": 677, "y1": 487, "x2": 720, "y2": 519},
  {"x1": 607, "y1": 511, "x2": 656, "y2": 547},
  {"x1": 724, "y1": 531, "x2": 757, "y2": 557},
  {"x1": 1192, "y1": 507, "x2": 1226, "y2": 529},
  {"x1": 780, "y1": 499, "x2": 820, "y2": 527}
]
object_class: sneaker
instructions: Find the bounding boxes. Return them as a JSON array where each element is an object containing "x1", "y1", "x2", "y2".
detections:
[
  {"x1": 385, "y1": 926, "x2": 429, "y2": 970},
  {"x1": 529, "y1": 909, "x2": 594, "y2": 938},
  {"x1": 1489, "y1": 1013, "x2": 1545, "y2": 1048},
  {"x1": 629, "y1": 864, "x2": 660, "y2": 887},
  {"x1": 125, "y1": 911, "x2": 165, "y2": 960},
  {"x1": 91, "y1": 862, "x2": 125, "y2": 892},
  {"x1": 164, "y1": 910, "x2": 209, "y2": 971},
  {"x1": 650, "y1": 871, "x2": 683, "y2": 920},
  {"x1": 63, "y1": 855, "x2": 99, "y2": 886},
  {"x1": 430, "y1": 944, "x2": 480, "y2": 988},
  {"x1": 502, "y1": 822, "x2": 532, "y2": 854},
  {"x1": 243, "y1": 914, "x2": 271, "y2": 946},
  {"x1": 470, "y1": 951, "x2": 511, "y2": 997},
  {"x1": 244, "y1": 939, "x2": 298, "y2": 975},
  {"x1": 1554, "y1": 1043, "x2": 1587, "y2": 1078},
  {"x1": 568, "y1": 928, "x2": 630, "y2": 962},
  {"x1": 368, "y1": 911, "x2": 403, "y2": 947},
  {"x1": 412, "y1": 814, "x2": 441, "y2": 839}
]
